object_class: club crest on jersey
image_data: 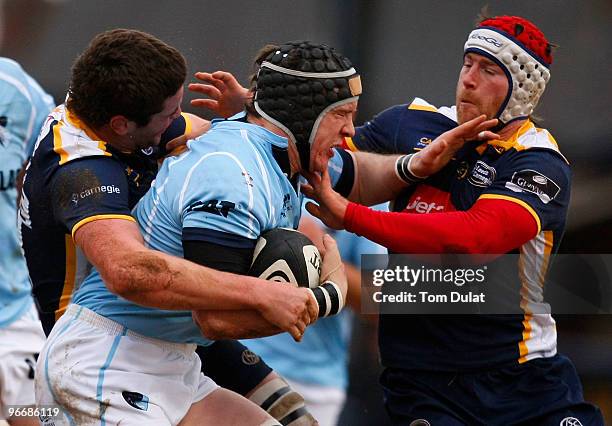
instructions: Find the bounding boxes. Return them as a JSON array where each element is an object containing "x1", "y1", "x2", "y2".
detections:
[
  {"x1": 468, "y1": 161, "x2": 496, "y2": 187},
  {"x1": 505, "y1": 169, "x2": 560, "y2": 204}
]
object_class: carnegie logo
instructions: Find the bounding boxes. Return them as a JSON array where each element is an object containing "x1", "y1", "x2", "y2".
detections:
[
  {"x1": 71, "y1": 184, "x2": 121, "y2": 204},
  {"x1": 405, "y1": 196, "x2": 445, "y2": 214},
  {"x1": 468, "y1": 161, "x2": 497, "y2": 187},
  {"x1": 470, "y1": 33, "x2": 504, "y2": 48},
  {"x1": 505, "y1": 169, "x2": 560, "y2": 204}
]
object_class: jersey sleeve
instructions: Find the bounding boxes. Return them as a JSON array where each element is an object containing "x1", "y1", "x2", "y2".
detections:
[
  {"x1": 180, "y1": 154, "x2": 260, "y2": 247},
  {"x1": 479, "y1": 149, "x2": 571, "y2": 233},
  {"x1": 50, "y1": 157, "x2": 134, "y2": 236}
]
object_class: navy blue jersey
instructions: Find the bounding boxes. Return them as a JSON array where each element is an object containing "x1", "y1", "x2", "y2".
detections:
[
  {"x1": 346, "y1": 98, "x2": 571, "y2": 370},
  {"x1": 19, "y1": 104, "x2": 191, "y2": 334}
]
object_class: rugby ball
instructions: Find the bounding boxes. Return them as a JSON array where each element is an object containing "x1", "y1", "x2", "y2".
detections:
[{"x1": 249, "y1": 228, "x2": 321, "y2": 288}]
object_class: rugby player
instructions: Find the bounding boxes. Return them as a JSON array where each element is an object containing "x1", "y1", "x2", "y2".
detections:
[
  {"x1": 304, "y1": 14, "x2": 605, "y2": 425},
  {"x1": 0, "y1": 56, "x2": 54, "y2": 426}
]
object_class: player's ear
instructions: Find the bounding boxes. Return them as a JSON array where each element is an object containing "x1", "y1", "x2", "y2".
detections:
[{"x1": 109, "y1": 115, "x2": 130, "y2": 136}]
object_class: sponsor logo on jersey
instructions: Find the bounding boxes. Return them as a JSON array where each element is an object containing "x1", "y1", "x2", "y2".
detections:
[
  {"x1": 468, "y1": 161, "x2": 497, "y2": 187},
  {"x1": 187, "y1": 199, "x2": 236, "y2": 217},
  {"x1": 405, "y1": 196, "x2": 445, "y2": 213},
  {"x1": 71, "y1": 184, "x2": 121, "y2": 204},
  {"x1": 416, "y1": 137, "x2": 433, "y2": 149},
  {"x1": 505, "y1": 169, "x2": 560, "y2": 204}
]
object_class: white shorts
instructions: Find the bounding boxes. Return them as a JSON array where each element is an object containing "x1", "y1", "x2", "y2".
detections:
[
  {"x1": 0, "y1": 303, "x2": 45, "y2": 420},
  {"x1": 36, "y1": 304, "x2": 218, "y2": 426},
  {"x1": 285, "y1": 378, "x2": 346, "y2": 426}
]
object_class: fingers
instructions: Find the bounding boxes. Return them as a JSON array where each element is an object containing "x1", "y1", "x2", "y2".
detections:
[
  {"x1": 194, "y1": 72, "x2": 230, "y2": 92},
  {"x1": 289, "y1": 325, "x2": 302, "y2": 342},
  {"x1": 476, "y1": 130, "x2": 500, "y2": 141},
  {"x1": 190, "y1": 99, "x2": 219, "y2": 109},
  {"x1": 188, "y1": 82, "x2": 222, "y2": 98},
  {"x1": 304, "y1": 201, "x2": 322, "y2": 219},
  {"x1": 305, "y1": 290, "x2": 319, "y2": 322},
  {"x1": 301, "y1": 183, "x2": 314, "y2": 199}
]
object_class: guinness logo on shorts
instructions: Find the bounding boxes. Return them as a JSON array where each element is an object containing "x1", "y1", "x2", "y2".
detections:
[{"x1": 241, "y1": 349, "x2": 260, "y2": 365}]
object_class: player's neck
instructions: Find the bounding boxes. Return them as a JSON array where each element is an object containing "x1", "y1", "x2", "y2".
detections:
[
  {"x1": 497, "y1": 119, "x2": 528, "y2": 141},
  {"x1": 95, "y1": 125, "x2": 135, "y2": 153}
]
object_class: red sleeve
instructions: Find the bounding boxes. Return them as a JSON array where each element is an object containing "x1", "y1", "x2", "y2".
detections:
[{"x1": 344, "y1": 198, "x2": 538, "y2": 254}]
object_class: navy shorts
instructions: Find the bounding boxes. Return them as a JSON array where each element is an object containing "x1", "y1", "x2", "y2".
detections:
[{"x1": 381, "y1": 354, "x2": 604, "y2": 425}]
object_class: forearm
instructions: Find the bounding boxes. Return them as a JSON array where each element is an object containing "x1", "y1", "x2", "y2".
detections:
[
  {"x1": 344, "y1": 198, "x2": 538, "y2": 254},
  {"x1": 349, "y1": 151, "x2": 409, "y2": 205},
  {"x1": 104, "y1": 249, "x2": 266, "y2": 311},
  {"x1": 194, "y1": 309, "x2": 282, "y2": 340},
  {"x1": 76, "y1": 219, "x2": 265, "y2": 311}
]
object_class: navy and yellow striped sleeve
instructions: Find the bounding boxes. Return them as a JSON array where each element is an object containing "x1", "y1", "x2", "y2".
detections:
[{"x1": 479, "y1": 149, "x2": 571, "y2": 232}]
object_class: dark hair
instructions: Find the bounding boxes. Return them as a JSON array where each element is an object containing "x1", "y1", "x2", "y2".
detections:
[
  {"x1": 244, "y1": 44, "x2": 279, "y2": 118},
  {"x1": 66, "y1": 29, "x2": 186, "y2": 128}
]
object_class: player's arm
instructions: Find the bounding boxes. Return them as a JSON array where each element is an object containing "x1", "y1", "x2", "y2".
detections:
[
  {"x1": 52, "y1": 159, "x2": 316, "y2": 336},
  {"x1": 337, "y1": 115, "x2": 499, "y2": 206},
  {"x1": 181, "y1": 237, "x2": 286, "y2": 340}
]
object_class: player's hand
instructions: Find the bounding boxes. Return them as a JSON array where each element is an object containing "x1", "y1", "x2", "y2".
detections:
[
  {"x1": 410, "y1": 115, "x2": 499, "y2": 177},
  {"x1": 189, "y1": 71, "x2": 250, "y2": 118},
  {"x1": 302, "y1": 169, "x2": 348, "y2": 230},
  {"x1": 319, "y1": 234, "x2": 348, "y2": 304},
  {"x1": 164, "y1": 116, "x2": 211, "y2": 155},
  {"x1": 255, "y1": 283, "x2": 318, "y2": 342}
]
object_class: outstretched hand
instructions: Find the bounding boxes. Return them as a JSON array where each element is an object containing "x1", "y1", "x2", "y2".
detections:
[
  {"x1": 410, "y1": 115, "x2": 499, "y2": 177},
  {"x1": 302, "y1": 169, "x2": 349, "y2": 230},
  {"x1": 188, "y1": 71, "x2": 250, "y2": 118}
]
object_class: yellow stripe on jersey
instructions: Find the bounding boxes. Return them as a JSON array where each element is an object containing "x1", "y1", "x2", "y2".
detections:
[
  {"x1": 518, "y1": 313, "x2": 533, "y2": 363},
  {"x1": 71, "y1": 214, "x2": 136, "y2": 238},
  {"x1": 344, "y1": 136, "x2": 358, "y2": 152},
  {"x1": 52, "y1": 121, "x2": 70, "y2": 165},
  {"x1": 55, "y1": 235, "x2": 76, "y2": 322},
  {"x1": 182, "y1": 112, "x2": 192, "y2": 136},
  {"x1": 478, "y1": 194, "x2": 542, "y2": 234},
  {"x1": 407, "y1": 103, "x2": 438, "y2": 112}
]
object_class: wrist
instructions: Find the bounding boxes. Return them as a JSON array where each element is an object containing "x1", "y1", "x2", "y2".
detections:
[{"x1": 395, "y1": 153, "x2": 429, "y2": 184}]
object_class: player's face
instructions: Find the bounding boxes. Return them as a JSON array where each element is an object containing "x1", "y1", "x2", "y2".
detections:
[
  {"x1": 456, "y1": 53, "x2": 508, "y2": 124},
  {"x1": 129, "y1": 86, "x2": 184, "y2": 149},
  {"x1": 308, "y1": 101, "x2": 357, "y2": 173}
]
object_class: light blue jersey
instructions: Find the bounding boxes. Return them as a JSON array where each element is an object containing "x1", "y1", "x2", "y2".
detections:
[
  {"x1": 0, "y1": 58, "x2": 54, "y2": 327},
  {"x1": 72, "y1": 114, "x2": 307, "y2": 345},
  {"x1": 244, "y1": 207, "x2": 387, "y2": 390}
]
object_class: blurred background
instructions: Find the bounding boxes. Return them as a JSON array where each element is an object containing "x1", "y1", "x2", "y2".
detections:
[{"x1": 2, "y1": 0, "x2": 609, "y2": 423}]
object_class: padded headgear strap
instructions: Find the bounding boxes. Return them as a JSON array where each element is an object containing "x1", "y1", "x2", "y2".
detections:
[
  {"x1": 464, "y1": 16, "x2": 552, "y2": 124},
  {"x1": 253, "y1": 41, "x2": 361, "y2": 170}
]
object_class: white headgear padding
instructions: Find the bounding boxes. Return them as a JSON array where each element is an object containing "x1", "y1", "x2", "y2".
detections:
[{"x1": 464, "y1": 28, "x2": 551, "y2": 124}]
